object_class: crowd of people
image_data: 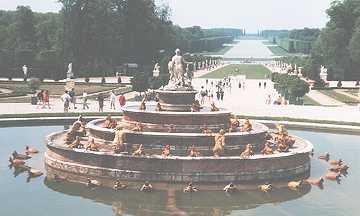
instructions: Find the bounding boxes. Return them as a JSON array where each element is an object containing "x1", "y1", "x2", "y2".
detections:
[{"x1": 60, "y1": 89, "x2": 127, "y2": 112}]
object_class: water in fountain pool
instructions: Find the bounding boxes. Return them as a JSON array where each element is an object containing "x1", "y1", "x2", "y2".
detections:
[{"x1": 0, "y1": 126, "x2": 359, "y2": 216}]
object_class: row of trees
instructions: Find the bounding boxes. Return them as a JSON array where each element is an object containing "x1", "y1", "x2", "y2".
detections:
[
  {"x1": 262, "y1": 28, "x2": 320, "y2": 54},
  {"x1": 272, "y1": 73, "x2": 310, "y2": 104},
  {"x1": 0, "y1": 1, "x2": 242, "y2": 80},
  {"x1": 309, "y1": 0, "x2": 360, "y2": 80},
  {"x1": 277, "y1": 0, "x2": 360, "y2": 81}
]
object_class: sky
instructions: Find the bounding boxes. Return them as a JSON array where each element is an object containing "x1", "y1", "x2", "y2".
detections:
[{"x1": 0, "y1": 0, "x2": 334, "y2": 33}]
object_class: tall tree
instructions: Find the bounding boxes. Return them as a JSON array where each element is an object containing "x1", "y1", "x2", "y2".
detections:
[{"x1": 14, "y1": 6, "x2": 36, "y2": 50}]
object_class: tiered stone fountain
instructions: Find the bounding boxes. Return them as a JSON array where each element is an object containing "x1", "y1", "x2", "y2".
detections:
[{"x1": 45, "y1": 49, "x2": 313, "y2": 187}]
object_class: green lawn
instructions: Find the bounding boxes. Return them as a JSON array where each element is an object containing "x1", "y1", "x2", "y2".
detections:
[
  {"x1": 303, "y1": 95, "x2": 321, "y2": 106},
  {"x1": 201, "y1": 64, "x2": 271, "y2": 79},
  {"x1": 267, "y1": 46, "x2": 289, "y2": 56},
  {"x1": 319, "y1": 90, "x2": 359, "y2": 105}
]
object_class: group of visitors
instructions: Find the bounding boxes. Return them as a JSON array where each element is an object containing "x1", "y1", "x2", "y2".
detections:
[
  {"x1": 61, "y1": 88, "x2": 77, "y2": 112},
  {"x1": 36, "y1": 89, "x2": 51, "y2": 109},
  {"x1": 60, "y1": 89, "x2": 126, "y2": 113}
]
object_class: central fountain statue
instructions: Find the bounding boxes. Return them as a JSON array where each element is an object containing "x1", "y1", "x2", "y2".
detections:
[
  {"x1": 164, "y1": 48, "x2": 193, "y2": 90},
  {"x1": 156, "y1": 48, "x2": 197, "y2": 111}
]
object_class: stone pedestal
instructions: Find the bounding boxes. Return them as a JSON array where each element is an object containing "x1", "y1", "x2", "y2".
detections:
[
  {"x1": 65, "y1": 79, "x2": 75, "y2": 91},
  {"x1": 155, "y1": 89, "x2": 198, "y2": 112}
]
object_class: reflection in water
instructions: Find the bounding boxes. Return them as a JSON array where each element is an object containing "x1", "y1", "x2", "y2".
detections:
[{"x1": 44, "y1": 176, "x2": 311, "y2": 216}]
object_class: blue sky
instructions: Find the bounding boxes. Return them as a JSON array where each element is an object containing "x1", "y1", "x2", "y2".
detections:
[{"x1": 0, "y1": 0, "x2": 333, "y2": 33}]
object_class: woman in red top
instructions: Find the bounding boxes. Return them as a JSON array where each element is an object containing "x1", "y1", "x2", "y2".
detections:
[
  {"x1": 118, "y1": 93, "x2": 126, "y2": 107},
  {"x1": 42, "y1": 90, "x2": 51, "y2": 109}
]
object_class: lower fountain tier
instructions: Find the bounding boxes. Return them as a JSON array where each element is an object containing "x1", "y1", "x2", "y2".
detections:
[{"x1": 45, "y1": 132, "x2": 313, "y2": 183}]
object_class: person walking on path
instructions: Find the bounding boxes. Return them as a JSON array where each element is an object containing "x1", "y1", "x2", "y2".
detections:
[
  {"x1": 36, "y1": 90, "x2": 44, "y2": 109},
  {"x1": 97, "y1": 94, "x2": 104, "y2": 112},
  {"x1": 42, "y1": 90, "x2": 51, "y2": 109},
  {"x1": 82, "y1": 91, "x2": 89, "y2": 110},
  {"x1": 61, "y1": 91, "x2": 71, "y2": 112},
  {"x1": 110, "y1": 90, "x2": 116, "y2": 110},
  {"x1": 118, "y1": 93, "x2": 126, "y2": 107}
]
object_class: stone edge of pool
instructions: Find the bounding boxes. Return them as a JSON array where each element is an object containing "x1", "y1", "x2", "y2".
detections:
[{"x1": 0, "y1": 115, "x2": 359, "y2": 134}]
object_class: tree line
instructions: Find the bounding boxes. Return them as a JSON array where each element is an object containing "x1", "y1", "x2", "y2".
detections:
[
  {"x1": 266, "y1": 0, "x2": 360, "y2": 81},
  {"x1": 0, "y1": 0, "x2": 242, "y2": 80}
]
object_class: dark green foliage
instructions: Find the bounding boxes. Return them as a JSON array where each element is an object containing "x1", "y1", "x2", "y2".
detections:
[
  {"x1": 272, "y1": 73, "x2": 310, "y2": 102},
  {"x1": 27, "y1": 77, "x2": 41, "y2": 92},
  {"x1": 0, "y1": 1, "x2": 240, "y2": 80},
  {"x1": 131, "y1": 72, "x2": 149, "y2": 94},
  {"x1": 312, "y1": 0, "x2": 360, "y2": 80}
]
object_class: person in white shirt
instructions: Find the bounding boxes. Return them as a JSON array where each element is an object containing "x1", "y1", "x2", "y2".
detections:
[
  {"x1": 82, "y1": 91, "x2": 89, "y2": 110},
  {"x1": 110, "y1": 91, "x2": 116, "y2": 110},
  {"x1": 61, "y1": 91, "x2": 71, "y2": 112}
]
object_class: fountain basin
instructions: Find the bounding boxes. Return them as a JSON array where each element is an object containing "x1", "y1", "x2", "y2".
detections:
[{"x1": 45, "y1": 132, "x2": 312, "y2": 183}]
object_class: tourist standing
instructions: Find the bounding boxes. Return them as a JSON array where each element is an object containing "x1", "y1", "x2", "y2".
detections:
[
  {"x1": 220, "y1": 89, "x2": 224, "y2": 101},
  {"x1": 36, "y1": 90, "x2": 44, "y2": 109},
  {"x1": 42, "y1": 90, "x2": 51, "y2": 109},
  {"x1": 97, "y1": 94, "x2": 104, "y2": 112},
  {"x1": 216, "y1": 90, "x2": 220, "y2": 101},
  {"x1": 69, "y1": 88, "x2": 77, "y2": 109},
  {"x1": 259, "y1": 82, "x2": 262, "y2": 88},
  {"x1": 200, "y1": 86, "x2": 206, "y2": 105},
  {"x1": 82, "y1": 91, "x2": 89, "y2": 110},
  {"x1": 264, "y1": 82, "x2": 267, "y2": 89},
  {"x1": 266, "y1": 95, "x2": 272, "y2": 105},
  {"x1": 110, "y1": 90, "x2": 116, "y2": 110},
  {"x1": 118, "y1": 93, "x2": 126, "y2": 107},
  {"x1": 61, "y1": 91, "x2": 71, "y2": 112}
]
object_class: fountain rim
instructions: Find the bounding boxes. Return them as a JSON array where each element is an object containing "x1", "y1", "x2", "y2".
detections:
[{"x1": 121, "y1": 104, "x2": 231, "y2": 115}]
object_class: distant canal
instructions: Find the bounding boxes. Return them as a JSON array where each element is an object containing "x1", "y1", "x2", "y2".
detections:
[{"x1": 0, "y1": 126, "x2": 359, "y2": 216}]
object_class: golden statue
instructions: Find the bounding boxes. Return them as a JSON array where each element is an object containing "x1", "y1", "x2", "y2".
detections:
[
  {"x1": 86, "y1": 139, "x2": 99, "y2": 152},
  {"x1": 155, "y1": 103, "x2": 162, "y2": 112},
  {"x1": 103, "y1": 114, "x2": 117, "y2": 129},
  {"x1": 240, "y1": 144, "x2": 254, "y2": 159},
  {"x1": 162, "y1": 144, "x2": 171, "y2": 157},
  {"x1": 191, "y1": 100, "x2": 202, "y2": 112},
  {"x1": 229, "y1": 117, "x2": 240, "y2": 132},
  {"x1": 113, "y1": 126, "x2": 125, "y2": 153},
  {"x1": 132, "y1": 144, "x2": 145, "y2": 156},
  {"x1": 240, "y1": 119, "x2": 252, "y2": 132},
  {"x1": 213, "y1": 129, "x2": 226, "y2": 157},
  {"x1": 69, "y1": 136, "x2": 84, "y2": 149},
  {"x1": 188, "y1": 144, "x2": 201, "y2": 157},
  {"x1": 210, "y1": 102, "x2": 220, "y2": 112},
  {"x1": 261, "y1": 142, "x2": 274, "y2": 155},
  {"x1": 64, "y1": 122, "x2": 85, "y2": 145},
  {"x1": 139, "y1": 98, "x2": 146, "y2": 111}
]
